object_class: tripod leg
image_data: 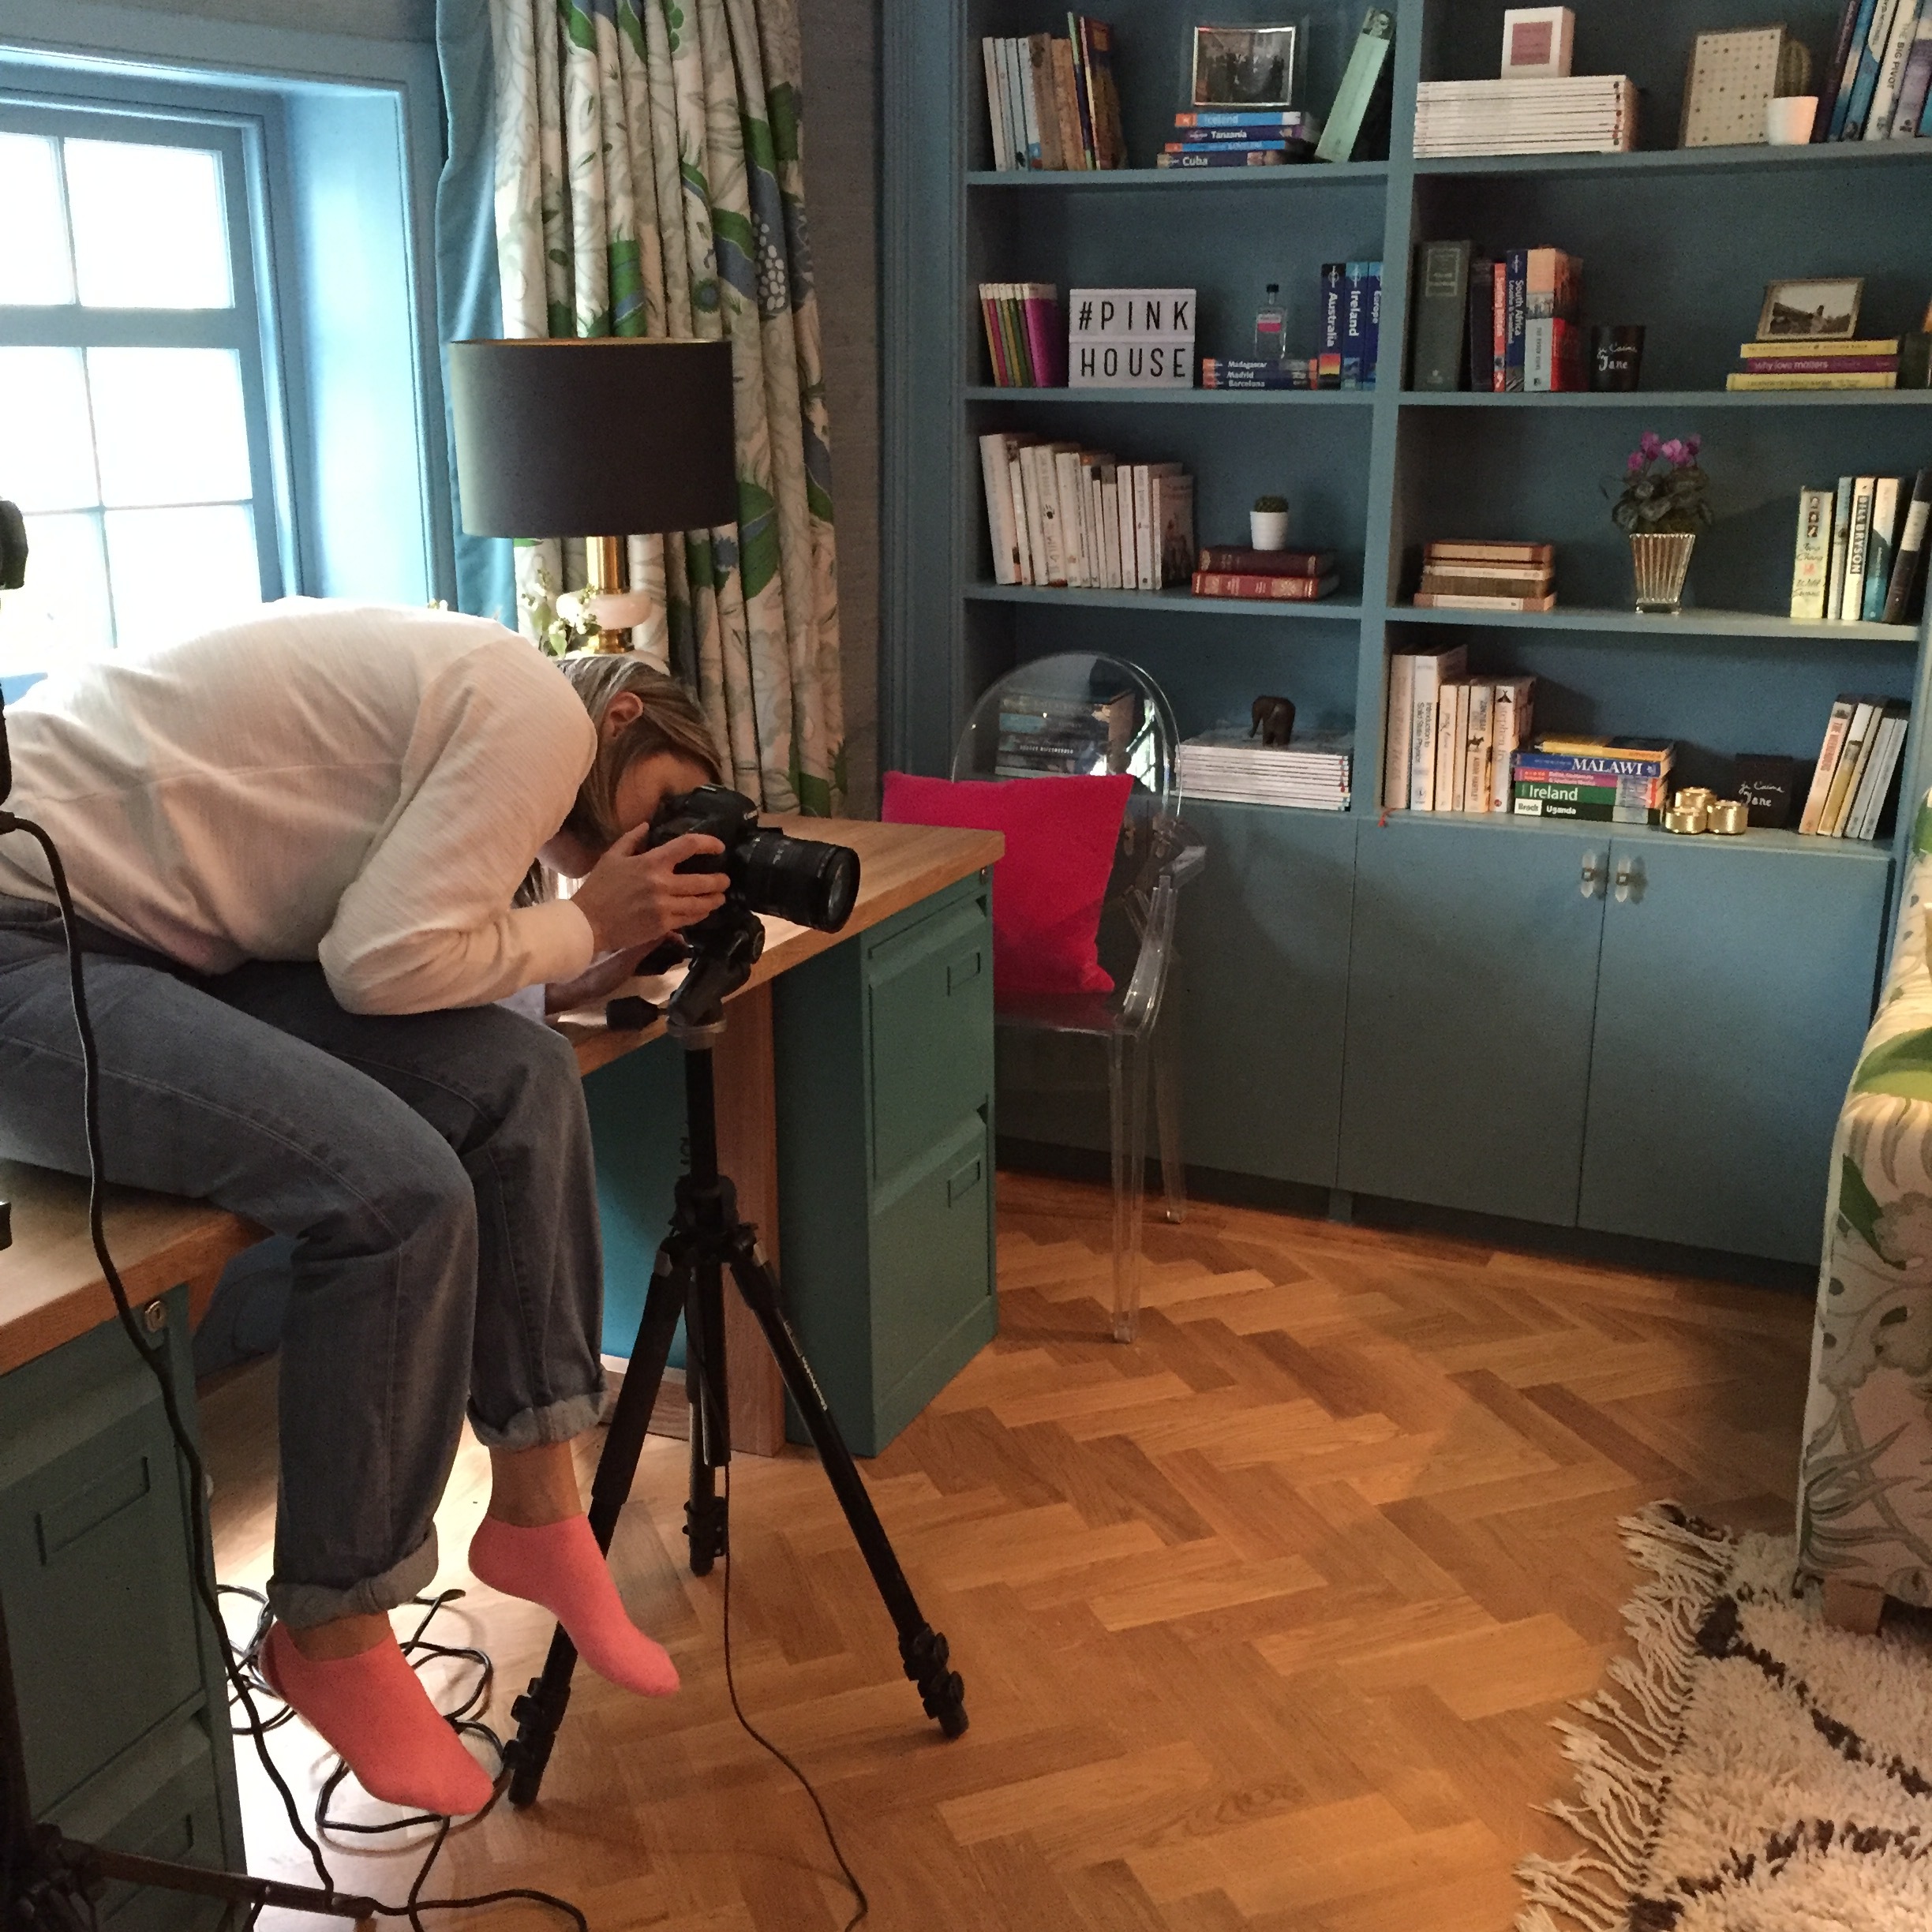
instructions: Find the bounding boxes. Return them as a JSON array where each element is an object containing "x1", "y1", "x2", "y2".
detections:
[
  {"x1": 722, "y1": 1233, "x2": 968, "y2": 1740},
  {"x1": 505, "y1": 1254, "x2": 687, "y2": 1808},
  {"x1": 683, "y1": 1265, "x2": 728, "y2": 1577}
]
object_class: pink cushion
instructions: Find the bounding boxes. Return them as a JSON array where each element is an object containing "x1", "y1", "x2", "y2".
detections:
[{"x1": 882, "y1": 771, "x2": 1133, "y2": 997}]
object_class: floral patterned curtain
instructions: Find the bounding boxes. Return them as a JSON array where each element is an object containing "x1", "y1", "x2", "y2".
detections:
[{"x1": 485, "y1": 0, "x2": 844, "y2": 814}]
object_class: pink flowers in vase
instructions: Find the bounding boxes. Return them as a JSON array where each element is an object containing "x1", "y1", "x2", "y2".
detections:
[{"x1": 1610, "y1": 432, "x2": 1713, "y2": 534}]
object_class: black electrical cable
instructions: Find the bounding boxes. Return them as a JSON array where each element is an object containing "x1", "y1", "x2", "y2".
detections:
[
  {"x1": 4, "y1": 811, "x2": 587, "y2": 1932},
  {"x1": 719, "y1": 1466, "x2": 868, "y2": 1930}
]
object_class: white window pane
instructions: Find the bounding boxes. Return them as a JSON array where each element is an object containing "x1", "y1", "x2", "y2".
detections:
[
  {"x1": 105, "y1": 505, "x2": 260, "y2": 652},
  {"x1": 0, "y1": 349, "x2": 99, "y2": 511},
  {"x1": 0, "y1": 134, "x2": 74, "y2": 305},
  {"x1": 88, "y1": 348, "x2": 251, "y2": 507},
  {"x1": 0, "y1": 514, "x2": 111, "y2": 676},
  {"x1": 64, "y1": 138, "x2": 233, "y2": 310}
]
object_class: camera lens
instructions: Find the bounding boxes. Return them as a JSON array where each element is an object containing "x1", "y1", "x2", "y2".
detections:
[{"x1": 737, "y1": 828, "x2": 860, "y2": 932}]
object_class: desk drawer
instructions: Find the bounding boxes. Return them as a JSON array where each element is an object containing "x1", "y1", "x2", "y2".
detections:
[{"x1": 867, "y1": 890, "x2": 993, "y2": 1181}]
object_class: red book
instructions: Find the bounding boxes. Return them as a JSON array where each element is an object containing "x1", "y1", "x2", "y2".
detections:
[
  {"x1": 1020, "y1": 290, "x2": 1064, "y2": 387},
  {"x1": 1193, "y1": 571, "x2": 1340, "y2": 601},
  {"x1": 981, "y1": 294, "x2": 1011, "y2": 385},
  {"x1": 1196, "y1": 545, "x2": 1337, "y2": 576},
  {"x1": 1492, "y1": 260, "x2": 1507, "y2": 394}
]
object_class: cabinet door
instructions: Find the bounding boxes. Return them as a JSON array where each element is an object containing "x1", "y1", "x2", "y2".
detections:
[
  {"x1": 1340, "y1": 817, "x2": 1608, "y2": 1223},
  {"x1": 1177, "y1": 802, "x2": 1357, "y2": 1188},
  {"x1": 1580, "y1": 839, "x2": 1888, "y2": 1263}
]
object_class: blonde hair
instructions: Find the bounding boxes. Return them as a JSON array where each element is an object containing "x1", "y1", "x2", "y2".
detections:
[{"x1": 556, "y1": 654, "x2": 724, "y2": 848}]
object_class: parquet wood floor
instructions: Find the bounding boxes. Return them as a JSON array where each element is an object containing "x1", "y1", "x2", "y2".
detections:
[{"x1": 204, "y1": 1173, "x2": 1815, "y2": 1932}]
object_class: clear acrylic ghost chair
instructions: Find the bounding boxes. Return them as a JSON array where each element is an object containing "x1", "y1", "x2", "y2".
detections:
[{"x1": 952, "y1": 653, "x2": 1205, "y2": 1342}]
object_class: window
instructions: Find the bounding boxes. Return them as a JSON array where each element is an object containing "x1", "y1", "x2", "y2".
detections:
[{"x1": 0, "y1": 101, "x2": 285, "y2": 673}]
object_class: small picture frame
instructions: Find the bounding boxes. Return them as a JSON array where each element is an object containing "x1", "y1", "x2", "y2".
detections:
[
  {"x1": 1190, "y1": 24, "x2": 1300, "y2": 108},
  {"x1": 1757, "y1": 277, "x2": 1864, "y2": 341},
  {"x1": 1500, "y1": 6, "x2": 1574, "y2": 80}
]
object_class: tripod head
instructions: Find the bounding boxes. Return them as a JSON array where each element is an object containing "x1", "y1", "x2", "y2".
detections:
[{"x1": 667, "y1": 904, "x2": 765, "y2": 1036}]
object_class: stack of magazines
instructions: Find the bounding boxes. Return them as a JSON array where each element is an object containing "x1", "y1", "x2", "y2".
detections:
[
  {"x1": 1178, "y1": 729, "x2": 1351, "y2": 809},
  {"x1": 1413, "y1": 76, "x2": 1638, "y2": 156}
]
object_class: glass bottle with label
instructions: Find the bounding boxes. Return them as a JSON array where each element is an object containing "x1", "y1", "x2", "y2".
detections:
[{"x1": 1254, "y1": 283, "x2": 1286, "y2": 364}]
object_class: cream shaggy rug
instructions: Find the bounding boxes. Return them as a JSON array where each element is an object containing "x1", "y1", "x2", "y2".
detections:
[{"x1": 1517, "y1": 1503, "x2": 1932, "y2": 1932}]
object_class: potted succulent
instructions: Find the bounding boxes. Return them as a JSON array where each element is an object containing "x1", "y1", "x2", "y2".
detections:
[
  {"x1": 1610, "y1": 432, "x2": 1713, "y2": 613},
  {"x1": 1250, "y1": 493, "x2": 1290, "y2": 550}
]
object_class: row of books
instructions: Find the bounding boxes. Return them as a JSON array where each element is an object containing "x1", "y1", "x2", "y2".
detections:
[
  {"x1": 1381, "y1": 646, "x2": 1538, "y2": 813},
  {"x1": 1815, "y1": 0, "x2": 1932, "y2": 144},
  {"x1": 1158, "y1": 108, "x2": 1320, "y2": 170},
  {"x1": 1511, "y1": 739, "x2": 1674, "y2": 824},
  {"x1": 1413, "y1": 538, "x2": 1556, "y2": 613},
  {"x1": 979, "y1": 434, "x2": 1193, "y2": 590},
  {"x1": 1799, "y1": 696, "x2": 1911, "y2": 838},
  {"x1": 1177, "y1": 729, "x2": 1351, "y2": 810},
  {"x1": 980, "y1": 20, "x2": 1126, "y2": 171},
  {"x1": 979, "y1": 283, "x2": 1065, "y2": 388},
  {"x1": 1192, "y1": 545, "x2": 1340, "y2": 604},
  {"x1": 995, "y1": 684, "x2": 1138, "y2": 777},
  {"x1": 1789, "y1": 470, "x2": 1931, "y2": 623},
  {"x1": 1413, "y1": 75, "x2": 1638, "y2": 158},
  {"x1": 1408, "y1": 243, "x2": 1584, "y2": 395},
  {"x1": 1728, "y1": 339, "x2": 1904, "y2": 393}
]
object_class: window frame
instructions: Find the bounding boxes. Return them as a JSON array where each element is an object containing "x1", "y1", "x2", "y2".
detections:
[{"x1": 0, "y1": 91, "x2": 297, "y2": 638}]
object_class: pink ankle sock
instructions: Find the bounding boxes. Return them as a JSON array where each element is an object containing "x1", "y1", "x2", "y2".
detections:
[
  {"x1": 260, "y1": 1624, "x2": 495, "y2": 1817},
  {"x1": 469, "y1": 1515, "x2": 680, "y2": 1698}
]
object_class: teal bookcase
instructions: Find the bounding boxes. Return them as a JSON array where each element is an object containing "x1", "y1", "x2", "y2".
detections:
[{"x1": 884, "y1": 0, "x2": 1932, "y2": 1264}]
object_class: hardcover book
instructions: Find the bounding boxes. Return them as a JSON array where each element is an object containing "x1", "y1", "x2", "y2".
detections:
[
  {"x1": 1883, "y1": 466, "x2": 1932, "y2": 623},
  {"x1": 1192, "y1": 571, "x2": 1339, "y2": 601},
  {"x1": 1862, "y1": 476, "x2": 1902, "y2": 620},
  {"x1": 1412, "y1": 240, "x2": 1472, "y2": 391}
]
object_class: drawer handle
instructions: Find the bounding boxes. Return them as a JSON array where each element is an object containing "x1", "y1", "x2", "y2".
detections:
[
  {"x1": 947, "y1": 949, "x2": 984, "y2": 993},
  {"x1": 948, "y1": 1156, "x2": 984, "y2": 1204}
]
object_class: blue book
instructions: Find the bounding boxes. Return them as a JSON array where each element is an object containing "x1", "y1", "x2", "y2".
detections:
[
  {"x1": 1843, "y1": 0, "x2": 1902, "y2": 136},
  {"x1": 1831, "y1": 0, "x2": 1881, "y2": 137},
  {"x1": 1341, "y1": 262, "x2": 1366, "y2": 388},
  {"x1": 1503, "y1": 249, "x2": 1527, "y2": 392},
  {"x1": 1319, "y1": 261, "x2": 1346, "y2": 388},
  {"x1": 1361, "y1": 260, "x2": 1382, "y2": 390},
  {"x1": 1164, "y1": 139, "x2": 1291, "y2": 154},
  {"x1": 1174, "y1": 109, "x2": 1315, "y2": 127},
  {"x1": 1166, "y1": 128, "x2": 1300, "y2": 144}
]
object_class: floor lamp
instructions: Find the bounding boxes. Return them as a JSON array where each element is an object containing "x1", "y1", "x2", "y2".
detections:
[{"x1": 447, "y1": 337, "x2": 737, "y2": 650}]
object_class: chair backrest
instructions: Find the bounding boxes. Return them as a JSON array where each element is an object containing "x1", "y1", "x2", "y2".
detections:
[{"x1": 950, "y1": 654, "x2": 1189, "y2": 1008}]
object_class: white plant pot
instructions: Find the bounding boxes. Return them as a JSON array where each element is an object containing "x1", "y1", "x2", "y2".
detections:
[{"x1": 1249, "y1": 508, "x2": 1290, "y2": 549}]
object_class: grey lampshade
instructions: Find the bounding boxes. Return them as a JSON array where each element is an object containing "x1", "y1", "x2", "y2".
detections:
[{"x1": 448, "y1": 338, "x2": 737, "y2": 537}]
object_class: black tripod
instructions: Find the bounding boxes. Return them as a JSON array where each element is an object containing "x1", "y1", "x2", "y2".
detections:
[{"x1": 503, "y1": 920, "x2": 968, "y2": 1807}]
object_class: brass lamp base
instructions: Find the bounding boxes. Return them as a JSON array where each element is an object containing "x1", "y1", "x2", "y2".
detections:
[{"x1": 585, "y1": 534, "x2": 631, "y2": 651}]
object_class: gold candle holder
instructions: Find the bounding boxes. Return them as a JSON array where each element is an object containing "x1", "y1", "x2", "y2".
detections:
[
  {"x1": 1674, "y1": 787, "x2": 1716, "y2": 811},
  {"x1": 1664, "y1": 804, "x2": 1709, "y2": 835},
  {"x1": 1707, "y1": 799, "x2": 1749, "y2": 836}
]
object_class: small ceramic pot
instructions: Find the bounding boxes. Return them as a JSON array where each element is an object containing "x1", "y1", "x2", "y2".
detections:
[
  {"x1": 1250, "y1": 508, "x2": 1290, "y2": 549},
  {"x1": 1766, "y1": 95, "x2": 1818, "y2": 144}
]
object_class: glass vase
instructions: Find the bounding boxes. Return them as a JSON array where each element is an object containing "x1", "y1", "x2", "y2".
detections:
[{"x1": 1629, "y1": 531, "x2": 1697, "y2": 614}]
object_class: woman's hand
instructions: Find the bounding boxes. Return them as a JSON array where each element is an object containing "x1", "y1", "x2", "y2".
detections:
[
  {"x1": 542, "y1": 945, "x2": 656, "y2": 1016},
  {"x1": 569, "y1": 828, "x2": 730, "y2": 956}
]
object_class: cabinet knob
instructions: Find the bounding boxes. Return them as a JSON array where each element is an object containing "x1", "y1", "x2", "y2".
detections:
[
  {"x1": 1615, "y1": 856, "x2": 1646, "y2": 904},
  {"x1": 1580, "y1": 855, "x2": 1607, "y2": 899}
]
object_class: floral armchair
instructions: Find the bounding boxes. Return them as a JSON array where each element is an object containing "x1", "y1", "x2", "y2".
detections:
[{"x1": 1800, "y1": 797, "x2": 1932, "y2": 1631}]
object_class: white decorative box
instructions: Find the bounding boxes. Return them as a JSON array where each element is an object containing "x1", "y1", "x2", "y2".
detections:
[{"x1": 1068, "y1": 287, "x2": 1197, "y2": 388}]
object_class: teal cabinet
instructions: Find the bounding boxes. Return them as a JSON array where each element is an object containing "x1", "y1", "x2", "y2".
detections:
[
  {"x1": 1178, "y1": 803, "x2": 1357, "y2": 1188},
  {"x1": 1339, "y1": 816, "x2": 1608, "y2": 1223},
  {"x1": 0, "y1": 1289, "x2": 243, "y2": 1929},
  {"x1": 1579, "y1": 838, "x2": 1889, "y2": 1262},
  {"x1": 775, "y1": 871, "x2": 998, "y2": 1455}
]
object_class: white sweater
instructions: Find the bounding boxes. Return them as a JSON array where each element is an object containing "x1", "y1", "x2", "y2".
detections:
[{"x1": 0, "y1": 600, "x2": 598, "y2": 1013}]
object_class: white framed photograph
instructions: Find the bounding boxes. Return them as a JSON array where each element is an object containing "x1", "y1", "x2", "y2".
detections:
[
  {"x1": 1757, "y1": 277, "x2": 1864, "y2": 340},
  {"x1": 1190, "y1": 24, "x2": 1300, "y2": 107}
]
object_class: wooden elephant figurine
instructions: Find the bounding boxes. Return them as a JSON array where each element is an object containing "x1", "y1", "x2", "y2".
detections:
[{"x1": 1250, "y1": 695, "x2": 1296, "y2": 747}]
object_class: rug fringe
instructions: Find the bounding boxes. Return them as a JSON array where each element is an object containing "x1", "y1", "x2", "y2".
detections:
[{"x1": 1512, "y1": 1502, "x2": 1736, "y2": 1932}]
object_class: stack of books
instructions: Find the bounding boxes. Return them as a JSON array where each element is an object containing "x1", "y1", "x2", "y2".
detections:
[
  {"x1": 1413, "y1": 539, "x2": 1556, "y2": 612},
  {"x1": 1413, "y1": 76, "x2": 1639, "y2": 156},
  {"x1": 1728, "y1": 339, "x2": 1901, "y2": 391},
  {"x1": 1799, "y1": 695, "x2": 1912, "y2": 838},
  {"x1": 979, "y1": 433, "x2": 1193, "y2": 590},
  {"x1": 1511, "y1": 738, "x2": 1674, "y2": 824},
  {"x1": 1789, "y1": 470, "x2": 1931, "y2": 623},
  {"x1": 1814, "y1": 0, "x2": 1932, "y2": 144},
  {"x1": 1178, "y1": 728, "x2": 1351, "y2": 809},
  {"x1": 1192, "y1": 543, "x2": 1339, "y2": 603},
  {"x1": 1201, "y1": 357, "x2": 1317, "y2": 389},
  {"x1": 980, "y1": 20, "x2": 1127, "y2": 171},
  {"x1": 996, "y1": 684, "x2": 1139, "y2": 777},
  {"x1": 1157, "y1": 107, "x2": 1320, "y2": 168},
  {"x1": 979, "y1": 283, "x2": 1065, "y2": 387},
  {"x1": 1383, "y1": 646, "x2": 1541, "y2": 813}
]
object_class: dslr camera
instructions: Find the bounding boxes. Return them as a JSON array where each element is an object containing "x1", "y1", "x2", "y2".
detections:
[{"x1": 646, "y1": 784, "x2": 860, "y2": 1028}]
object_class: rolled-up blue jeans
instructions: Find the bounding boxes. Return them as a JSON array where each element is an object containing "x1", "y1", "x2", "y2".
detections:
[{"x1": 0, "y1": 893, "x2": 605, "y2": 1627}]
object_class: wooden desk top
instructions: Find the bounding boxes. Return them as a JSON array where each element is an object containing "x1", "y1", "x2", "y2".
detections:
[
  {"x1": 560, "y1": 817, "x2": 1002, "y2": 1075},
  {"x1": 0, "y1": 818, "x2": 1001, "y2": 1375}
]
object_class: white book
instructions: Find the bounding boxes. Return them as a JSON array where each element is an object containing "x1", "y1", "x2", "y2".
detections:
[
  {"x1": 1001, "y1": 41, "x2": 1029, "y2": 168},
  {"x1": 1490, "y1": 677, "x2": 1535, "y2": 811},
  {"x1": 1408, "y1": 649, "x2": 1464, "y2": 809},
  {"x1": 979, "y1": 432, "x2": 1020, "y2": 585},
  {"x1": 1465, "y1": 682, "x2": 1494, "y2": 814},
  {"x1": 1891, "y1": 0, "x2": 1932, "y2": 136},
  {"x1": 1097, "y1": 468, "x2": 1121, "y2": 587},
  {"x1": 981, "y1": 41, "x2": 1007, "y2": 168},
  {"x1": 1133, "y1": 463, "x2": 1180, "y2": 591},
  {"x1": 1435, "y1": 680, "x2": 1462, "y2": 811},
  {"x1": 1799, "y1": 696, "x2": 1857, "y2": 833},
  {"x1": 1011, "y1": 444, "x2": 1042, "y2": 583},
  {"x1": 1868, "y1": 0, "x2": 1919, "y2": 136},
  {"x1": 1383, "y1": 653, "x2": 1416, "y2": 811},
  {"x1": 1117, "y1": 466, "x2": 1140, "y2": 590},
  {"x1": 1013, "y1": 38, "x2": 1041, "y2": 167},
  {"x1": 1842, "y1": 476, "x2": 1877, "y2": 621},
  {"x1": 1825, "y1": 698, "x2": 1881, "y2": 835},
  {"x1": 1054, "y1": 448, "x2": 1087, "y2": 586},
  {"x1": 1862, "y1": 712, "x2": 1909, "y2": 837},
  {"x1": 1036, "y1": 444, "x2": 1074, "y2": 585},
  {"x1": 1156, "y1": 471, "x2": 1194, "y2": 589},
  {"x1": 1790, "y1": 486, "x2": 1835, "y2": 621},
  {"x1": 1825, "y1": 476, "x2": 1855, "y2": 620},
  {"x1": 1848, "y1": 710, "x2": 1904, "y2": 838}
]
